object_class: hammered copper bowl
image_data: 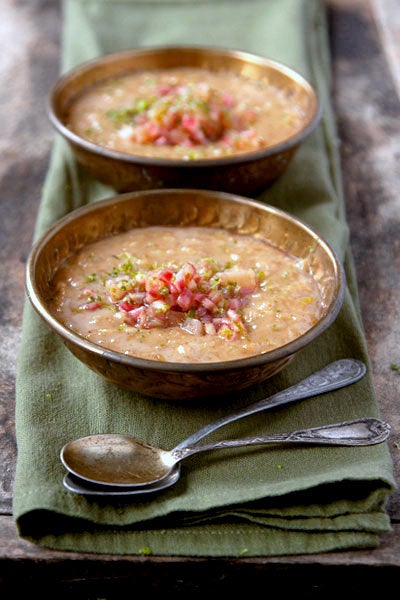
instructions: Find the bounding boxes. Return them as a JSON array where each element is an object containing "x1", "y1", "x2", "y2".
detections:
[
  {"x1": 48, "y1": 46, "x2": 321, "y2": 195},
  {"x1": 26, "y1": 189, "x2": 345, "y2": 400}
]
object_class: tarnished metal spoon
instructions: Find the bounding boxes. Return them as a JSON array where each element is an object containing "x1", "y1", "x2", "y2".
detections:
[
  {"x1": 62, "y1": 418, "x2": 390, "y2": 497},
  {"x1": 62, "y1": 468, "x2": 181, "y2": 497},
  {"x1": 60, "y1": 359, "x2": 369, "y2": 491}
]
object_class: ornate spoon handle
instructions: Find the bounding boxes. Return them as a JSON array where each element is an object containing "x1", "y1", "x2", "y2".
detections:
[
  {"x1": 173, "y1": 418, "x2": 390, "y2": 461},
  {"x1": 174, "y1": 359, "x2": 366, "y2": 450}
]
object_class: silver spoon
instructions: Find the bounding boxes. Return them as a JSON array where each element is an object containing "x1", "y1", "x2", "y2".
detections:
[
  {"x1": 62, "y1": 418, "x2": 390, "y2": 497},
  {"x1": 61, "y1": 359, "x2": 367, "y2": 490},
  {"x1": 62, "y1": 468, "x2": 181, "y2": 497}
]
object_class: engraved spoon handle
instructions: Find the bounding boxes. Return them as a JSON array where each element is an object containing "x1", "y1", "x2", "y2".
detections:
[
  {"x1": 172, "y1": 418, "x2": 390, "y2": 462},
  {"x1": 173, "y1": 359, "x2": 366, "y2": 451}
]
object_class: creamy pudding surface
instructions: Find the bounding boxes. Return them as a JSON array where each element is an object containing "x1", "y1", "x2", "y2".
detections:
[
  {"x1": 67, "y1": 67, "x2": 306, "y2": 160},
  {"x1": 49, "y1": 226, "x2": 323, "y2": 363}
]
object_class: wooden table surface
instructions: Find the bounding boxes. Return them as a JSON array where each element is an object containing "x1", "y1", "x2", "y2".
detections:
[{"x1": 1, "y1": 0, "x2": 399, "y2": 595}]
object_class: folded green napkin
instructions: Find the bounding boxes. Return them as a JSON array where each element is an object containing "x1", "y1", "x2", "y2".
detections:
[{"x1": 13, "y1": 0, "x2": 396, "y2": 556}]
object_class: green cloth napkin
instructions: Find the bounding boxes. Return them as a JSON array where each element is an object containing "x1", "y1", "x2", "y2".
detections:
[{"x1": 13, "y1": 0, "x2": 396, "y2": 556}]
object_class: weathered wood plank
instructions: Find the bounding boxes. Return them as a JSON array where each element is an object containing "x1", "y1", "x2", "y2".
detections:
[{"x1": 0, "y1": 515, "x2": 399, "y2": 594}]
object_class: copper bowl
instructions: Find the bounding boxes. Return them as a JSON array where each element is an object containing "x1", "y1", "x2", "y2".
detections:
[
  {"x1": 26, "y1": 189, "x2": 345, "y2": 400},
  {"x1": 48, "y1": 46, "x2": 321, "y2": 195}
]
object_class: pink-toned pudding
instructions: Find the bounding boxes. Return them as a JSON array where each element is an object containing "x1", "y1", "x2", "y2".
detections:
[
  {"x1": 49, "y1": 226, "x2": 323, "y2": 363},
  {"x1": 67, "y1": 67, "x2": 306, "y2": 160}
]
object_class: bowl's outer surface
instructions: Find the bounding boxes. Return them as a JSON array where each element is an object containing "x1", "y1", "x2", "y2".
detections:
[
  {"x1": 49, "y1": 46, "x2": 321, "y2": 194},
  {"x1": 26, "y1": 189, "x2": 345, "y2": 400}
]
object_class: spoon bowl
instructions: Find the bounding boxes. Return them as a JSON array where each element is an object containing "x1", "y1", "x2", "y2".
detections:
[
  {"x1": 62, "y1": 468, "x2": 182, "y2": 497},
  {"x1": 62, "y1": 434, "x2": 176, "y2": 486}
]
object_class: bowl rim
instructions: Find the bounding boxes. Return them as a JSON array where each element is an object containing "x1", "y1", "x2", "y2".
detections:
[
  {"x1": 26, "y1": 188, "x2": 346, "y2": 374},
  {"x1": 47, "y1": 44, "x2": 323, "y2": 168}
]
